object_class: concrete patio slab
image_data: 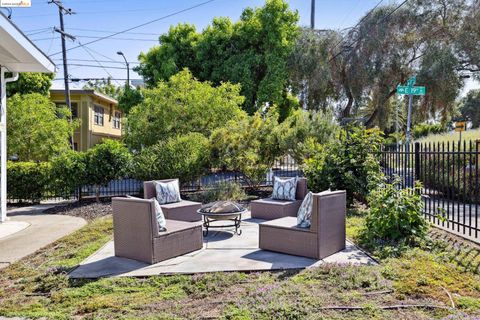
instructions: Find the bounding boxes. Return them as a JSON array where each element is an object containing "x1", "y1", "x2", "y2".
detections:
[
  {"x1": 70, "y1": 217, "x2": 376, "y2": 278},
  {"x1": 0, "y1": 206, "x2": 87, "y2": 269},
  {"x1": 0, "y1": 221, "x2": 30, "y2": 240}
]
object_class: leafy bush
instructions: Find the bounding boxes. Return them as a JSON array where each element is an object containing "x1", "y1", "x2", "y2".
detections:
[
  {"x1": 189, "y1": 181, "x2": 247, "y2": 204},
  {"x1": 7, "y1": 161, "x2": 51, "y2": 203},
  {"x1": 124, "y1": 70, "x2": 246, "y2": 149},
  {"x1": 304, "y1": 127, "x2": 384, "y2": 205},
  {"x1": 210, "y1": 112, "x2": 282, "y2": 189},
  {"x1": 133, "y1": 133, "x2": 209, "y2": 184},
  {"x1": 50, "y1": 151, "x2": 87, "y2": 197},
  {"x1": 275, "y1": 109, "x2": 338, "y2": 164},
  {"x1": 362, "y1": 179, "x2": 428, "y2": 249},
  {"x1": 412, "y1": 123, "x2": 446, "y2": 140},
  {"x1": 7, "y1": 93, "x2": 78, "y2": 161},
  {"x1": 85, "y1": 140, "x2": 133, "y2": 201}
]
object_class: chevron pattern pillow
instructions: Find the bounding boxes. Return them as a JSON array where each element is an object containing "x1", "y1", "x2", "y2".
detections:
[
  {"x1": 155, "y1": 179, "x2": 181, "y2": 204},
  {"x1": 271, "y1": 176, "x2": 297, "y2": 201},
  {"x1": 297, "y1": 192, "x2": 313, "y2": 228}
]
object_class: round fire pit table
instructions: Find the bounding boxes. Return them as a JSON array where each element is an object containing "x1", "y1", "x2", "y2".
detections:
[{"x1": 197, "y1": 201, "x2": 246, "y2": 236}]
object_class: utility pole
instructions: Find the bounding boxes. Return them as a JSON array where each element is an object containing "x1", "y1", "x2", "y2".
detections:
[
  {"x1": 49, "y1": 0, "x2": 75, "y2": 150},
  {"x1": 311, "y1": 0, "x2": 315, "y2": 29}
]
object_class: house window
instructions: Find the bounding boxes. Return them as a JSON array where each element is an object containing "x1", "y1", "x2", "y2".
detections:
[
  {"x1": 55, "y1": 102, "x2": 78, "y2": 119},
  {"x1": 113, "y1": 111, "x2": 121, "y2": 129},
  {"x1": 94, "y1": 105, "x2": 104, "y2": 126},
  {"x1": 71, "y1": 102, "x2": 78, "y2": 119}
]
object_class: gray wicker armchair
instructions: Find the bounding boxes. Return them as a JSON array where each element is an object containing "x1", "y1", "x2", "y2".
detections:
[
  {"x1": 259, "y1": 190, "x2": 346, "y2": 259},
  {"x1": 112, "y1": 197, "x2": 203, "y2": 264},
  {"x1": 144, "y1": 180, "x2": 202, "y2": 222},
  {"x1": 250, "y1": 177, "x2": 308, "y2": 220}
]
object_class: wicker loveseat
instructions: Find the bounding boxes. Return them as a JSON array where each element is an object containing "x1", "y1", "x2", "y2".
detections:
[
  {"x1": 112, "y1": 197, "x2": 203, "y2": 264},
  {"x1": 259, "y1": 190, "x2": 346, "y2": 259}
]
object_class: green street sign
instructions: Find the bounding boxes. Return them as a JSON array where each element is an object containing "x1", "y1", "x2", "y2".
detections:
[
  {"x1": 397, "y1": 85, "x2": 426, "y2": 96},
  {"x1": 406, "y1": 76, "x2": 416, "y2": 87}
]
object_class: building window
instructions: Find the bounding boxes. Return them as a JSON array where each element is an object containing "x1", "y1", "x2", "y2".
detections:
[
  {"x1": 94, "y1": 105, "x2": 104, "y2": 126},
  {"x1": 71, "y1": 102, "x2": 78, "y2": 118},
  {"x1": 113, "y1": 111, "x2": 121, "y2": 129},
  {"x1": 55, "y1": 102, "x2": 78, "y2": 119}
]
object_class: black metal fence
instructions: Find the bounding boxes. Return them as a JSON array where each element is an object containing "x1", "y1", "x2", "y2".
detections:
[
  {"x1": 8, "y1": 155, "x2": 301, "y2": 203},
  {"x1": 381, "y1": 140, "x2": 480, "y2": 239}
]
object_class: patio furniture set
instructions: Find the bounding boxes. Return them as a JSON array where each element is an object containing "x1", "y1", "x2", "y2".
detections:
[{"x1": 112, "y1": 177, "x2": 346, "y2": 265}]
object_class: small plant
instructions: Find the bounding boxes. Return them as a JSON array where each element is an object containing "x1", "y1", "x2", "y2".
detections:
[{"x1": 362, "y1": 178, "x2": 428, "y2": 250}]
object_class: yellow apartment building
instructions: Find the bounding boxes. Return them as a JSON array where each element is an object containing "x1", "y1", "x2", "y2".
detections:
[{"x1": 50, "y1": 89, "x2": 123, "y2": 152}]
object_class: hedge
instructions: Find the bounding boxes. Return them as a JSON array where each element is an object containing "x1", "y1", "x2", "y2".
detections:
[{"x1": 7, "y1": 161, "x2": 52, "y2": 203}]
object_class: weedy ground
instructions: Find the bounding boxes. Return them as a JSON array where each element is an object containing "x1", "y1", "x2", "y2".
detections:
[{"x1": 0, "y1": 204, "x2": 479, "y2": 319}]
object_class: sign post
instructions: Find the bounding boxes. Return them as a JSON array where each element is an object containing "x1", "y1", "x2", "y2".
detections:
[
  {"x1": 397, "y1": 76, "x2": 426, "y2": 147},
  {"x1": 455, "y1": 121, "x2": 466, "y2": 142}
]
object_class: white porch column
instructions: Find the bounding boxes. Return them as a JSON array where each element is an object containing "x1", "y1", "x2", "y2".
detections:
[
  {"x1": 0, "y1": 67, "x2": 6, "y2": 222},
  {"x1": 0, "y1": 67, "x2": 18, "y2": 222}
]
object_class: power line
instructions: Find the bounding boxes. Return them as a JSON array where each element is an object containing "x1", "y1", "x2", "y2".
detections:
[
  {"x1": 52, "y1": 58, "x2": 140, "y2": 64},
  {"x1": 60, "y1": 63, "x2": 127, "y2": 70},
  {"x1": 65, "y1": 27, "x2": 160, "y2": 36},
  {"x1": 32, "y1": 35, "x2": 159, "y2": 42},
  {"x1": 53, "y1": 77, "x2": 142, "y2": 82},
  {"x1": 49, "y1": 0, "x2": 217, "y2": 56},
  {"x1": 79, "y1": 43, "x2": 122, "y2": 86},
  {"x1": 329, "y1": 0, "x2": 385, "y2": 54}
]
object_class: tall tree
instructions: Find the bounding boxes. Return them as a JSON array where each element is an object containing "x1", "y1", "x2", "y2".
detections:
[
  {"x1": 460, "y1": 89, "x2": 480, "y2": 128},
  {"x1": 289, "y1": 0, "x2": 479, "y2": 130},
  {"x1": 7, "y1": 93, "x2": 78, "y2": 161},
  {"x1": 124, "y1": 70, "x2": 246, "y2": 150},
  {"x1": 135, "y1": 0, "x2": 299, "y2": 114},
  {"x1": 6, "y1": 72, "x2": 54, "y2": 97}
]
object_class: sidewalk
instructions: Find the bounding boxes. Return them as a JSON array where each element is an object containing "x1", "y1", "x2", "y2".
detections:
[{"x1": 0, "y1": 205, "x2": 86, "y2": 269}]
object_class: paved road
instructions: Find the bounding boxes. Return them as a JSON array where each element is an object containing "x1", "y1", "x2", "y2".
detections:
[{"x1": 0, "y1": 205, "x2": 86, "y2": 269}]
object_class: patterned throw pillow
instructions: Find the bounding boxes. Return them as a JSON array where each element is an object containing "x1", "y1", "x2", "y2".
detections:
[
  {"x1": 125, "y1": 195, "x2": 167, "y2": 232},
  {"x1": 297, "y1": 191, "x2": 313, "y2": 228},
  {"x1": 155, "y1": 180, "x2": 181, "y2": 204},
  {"x1": 272, "y1": 176, "x2": 297, "y2": 201},
  {"x1": 152, "y1": 198, "x2": 167, "y2": 232}
]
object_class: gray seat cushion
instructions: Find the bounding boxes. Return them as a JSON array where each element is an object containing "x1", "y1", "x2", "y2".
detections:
[
  {"x1": 260, "y1": 217, "x2": 312, "y2": 233},
  {"x1": 160, "y1": 200, "x2": 201, "y2": 209},
  {"x1": 155, "y1": 219, "x2": 202, "y2": 237},
  {"x1": 252, "y1": 198, "x2": 296, "y2": 206}
]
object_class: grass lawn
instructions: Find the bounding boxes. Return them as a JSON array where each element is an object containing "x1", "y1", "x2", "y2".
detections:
[
  {"x1": 1, "y1": 208, "x2": 480, "y2": 319},
  {"x1": 417, "y1": 128, "x2": 480, "y2": 144}
]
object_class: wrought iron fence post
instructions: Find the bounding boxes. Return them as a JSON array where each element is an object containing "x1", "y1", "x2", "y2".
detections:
[{"x1": 414, "y1": 142, "x2": 420, "y2": 182}]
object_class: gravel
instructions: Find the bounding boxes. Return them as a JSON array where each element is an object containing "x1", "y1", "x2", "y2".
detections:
[{"x1": 44, "y1": 200, "x2": 112, "y2": 220}]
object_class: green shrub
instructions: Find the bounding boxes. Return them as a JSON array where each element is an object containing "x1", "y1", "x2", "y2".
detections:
[
  {"x1": 304, "y1": 127, "x2": 384, "y2": 205},
  {"x1": 50, "y1": 151, "x2": 87, "y2": 197},
  {"x1": 85, "y1": 140, "x2": 133, "y2": 201},
  {"x1": 363, "y1": 179, "x2": 427, "y2": 245},
  {"x1": 210, "y1": 112, "x2": 281, "y2": 189},
  {"x1": 275, "y1": 109, "x2": 338, "y2": 164},
  {"x1": 7, "y1": 161, "x2": 51, "y2": 203},
  {"x1": 133, "y1": 133, "x2": 209, "y2": 184},
  {"x1": 190, "y1": 182, "x2": 247, "y2": 203},
  {"x1": 413, "y1": 123, "x2": 446, "y2": 140}
]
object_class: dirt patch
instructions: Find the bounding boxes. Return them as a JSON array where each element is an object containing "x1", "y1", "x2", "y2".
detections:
[{"x1": 44, "y1": 200, "x2": 112, "y2": 220}]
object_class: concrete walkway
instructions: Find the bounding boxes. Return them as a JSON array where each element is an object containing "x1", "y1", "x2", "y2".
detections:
[
  {"x1": 70, "y1": 216, "x2": 375, "y2": 278},
  {"x1": 0, "y1": 205, "x2": 87, "y2": 269}
]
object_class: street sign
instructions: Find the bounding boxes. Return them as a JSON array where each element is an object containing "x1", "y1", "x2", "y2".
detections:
[
  {"x1": 397, "y1": 85, "x2": 426, "y2": 96},
  {"x1": 455, "y1": 121, "x2": 466, "y2": 132},
  {"x1": 406, "y1": 76, "x2": 416, "y2": 87}
]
